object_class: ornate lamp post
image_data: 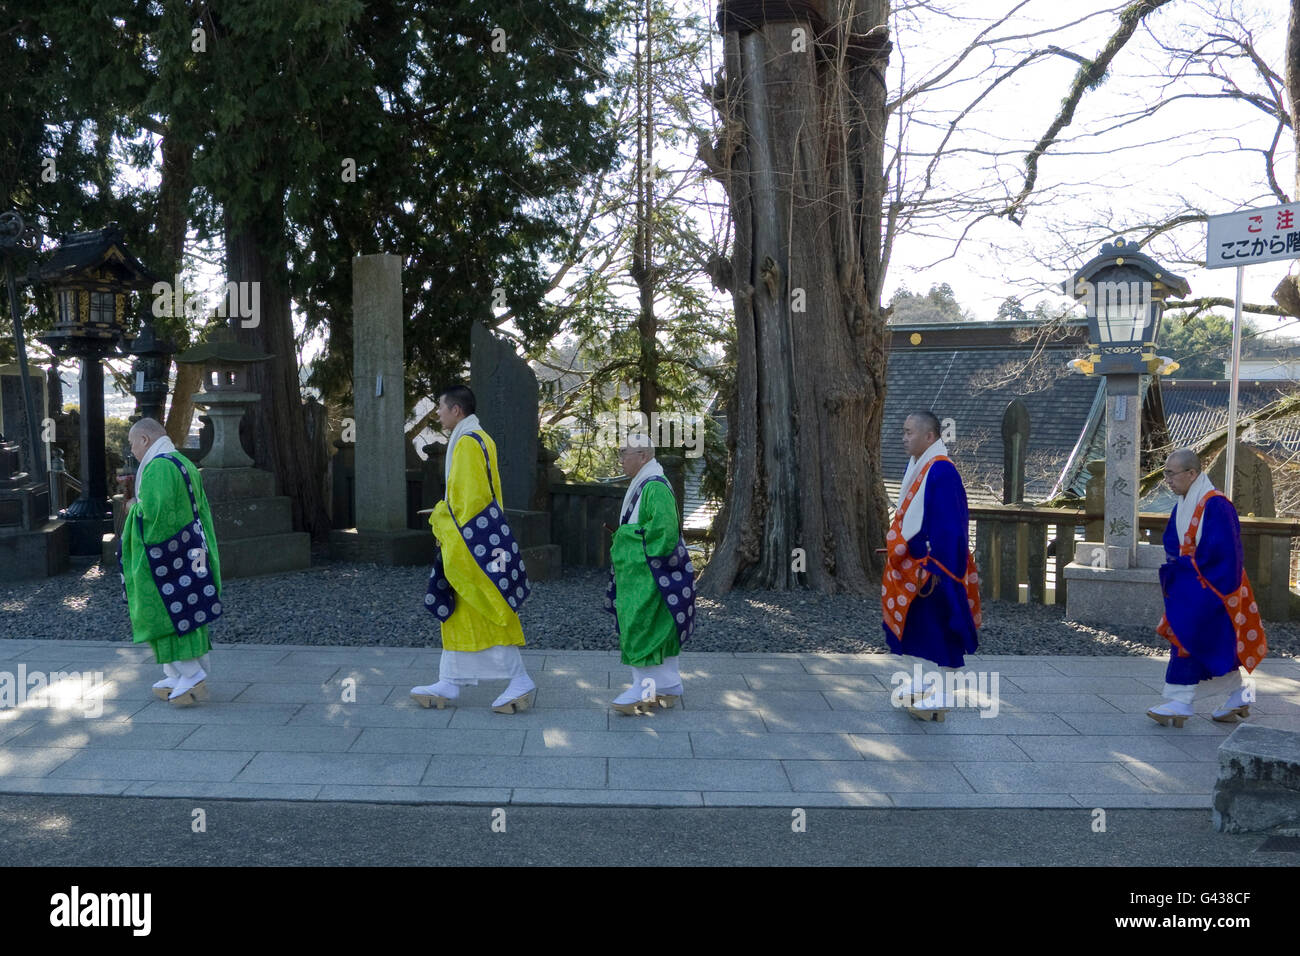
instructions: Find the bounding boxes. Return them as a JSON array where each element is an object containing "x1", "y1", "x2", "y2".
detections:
[
  {"x1": 37, "y1": 225, "x2": 158, "y2": 555},
  {"x1": 119, "y1": 306, "x2": 176, "y2": 477},
  {"x1": 1065, "y1": 238, "x2": 1189, "y2": 570},
  {"x1": 127, "y1": 306, "x2": 175, "y2": 425}
]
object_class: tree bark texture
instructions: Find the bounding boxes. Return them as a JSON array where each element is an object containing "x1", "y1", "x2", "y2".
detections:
[
  {"x1": 703, "y1": 0, "x2": 892, "y2": 595},
  {"x1": 225, "y1": 215, "x2": 332, "y2": 541}
]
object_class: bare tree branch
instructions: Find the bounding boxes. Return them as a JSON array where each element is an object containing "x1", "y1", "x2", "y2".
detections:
[{"x1": 1001, "y1": 0, "x2": 1178, "y2": 224}]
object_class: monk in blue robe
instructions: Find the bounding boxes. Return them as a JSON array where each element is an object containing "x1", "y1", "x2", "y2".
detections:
[
  {"x1": 882, "y1": 412, "x2": 981, "y2": 718},
  {"x1": 1149, "y1": 448, "x2": 1266, "y2": 727}
]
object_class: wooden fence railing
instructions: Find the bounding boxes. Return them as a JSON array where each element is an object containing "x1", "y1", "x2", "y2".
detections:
[{"x1": 971, "y1": 505, "x2": 1300, "y2": 620}]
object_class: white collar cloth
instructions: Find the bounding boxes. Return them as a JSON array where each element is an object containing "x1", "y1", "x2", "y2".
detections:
[
  {"x1": 1175, "y1": 471, "x2": 1217, "y2": 547},
  {"x1": 136, "y1": 434, "x2": 177, "y2": 489},
  {"x1": 444, "y1": 413, "x2": 483, "y2": 489},
  {"x1": 620, "y1": 457, "x2": 666, "y2": 525},
  {"x1": 897, "y1": 438, "x2": 948, "y2": 542}
]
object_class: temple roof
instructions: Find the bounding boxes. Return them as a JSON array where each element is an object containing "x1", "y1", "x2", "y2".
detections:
[{"x1": 38, "y1": 225, "x2": 158, "y2": 289}]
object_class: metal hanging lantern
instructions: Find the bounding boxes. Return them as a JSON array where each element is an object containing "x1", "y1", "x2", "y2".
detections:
[{"x1": 1064, "y1": 238, "x2": 1190, "y2": 376}]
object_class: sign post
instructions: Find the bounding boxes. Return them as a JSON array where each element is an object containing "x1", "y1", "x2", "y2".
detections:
[{"x1": 1205, "y1": 200, "x2": 1300, "y2": 499}]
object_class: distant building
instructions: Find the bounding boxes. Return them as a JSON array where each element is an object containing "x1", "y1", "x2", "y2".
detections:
[{"x1": 882, "y1": 320, "x2": 1167, "y2": 505}]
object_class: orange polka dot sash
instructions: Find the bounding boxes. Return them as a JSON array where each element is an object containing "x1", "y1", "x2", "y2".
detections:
[
  {"x1": 881, "y1": 456, "x2": 982, "y2": 640},
  {"x1": 1156, "y1": 490, "x2": 1267, "y2": 673}
]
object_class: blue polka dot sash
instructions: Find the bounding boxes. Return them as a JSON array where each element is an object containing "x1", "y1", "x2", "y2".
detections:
[
  {"x1": 131, "y1": 455, "x2": 222, "y2": 635},
  {"x1": 604, "y1": 476, "x2": 696, "y2": 643},
  {"x1": 425, "y1": 433, "x2": 530, "y2": 621}
]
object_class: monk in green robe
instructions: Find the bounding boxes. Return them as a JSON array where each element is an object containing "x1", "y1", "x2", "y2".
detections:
[
  {"x1": 120, "y1": 418, "x2": 221, "y2": 704},
  {"x1": 609, "y1": 433, "x2": 686, "y2": 715}
]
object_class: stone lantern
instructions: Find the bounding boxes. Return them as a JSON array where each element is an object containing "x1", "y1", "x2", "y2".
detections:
[
  {"x1": 173, "y1": 322, "x2": 270, "y2": 469},
  {"x1": 116, "y1": 306, "x2": 176, "y2": 478},
  {"x1": 1061, "y1": 238, "x2": 1189, "y2": 625},
  {"x1": 37, "y1": 225, "x2": 157, "y2": 555},
  {"x1": 126, "y1": 307, "x2": 175, "y2": 425}
]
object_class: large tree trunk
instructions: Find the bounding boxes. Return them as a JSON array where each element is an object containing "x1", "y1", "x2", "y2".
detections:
[
  {"x1": 154, "y1": 133, "x2": 199, "y2": 445},
  {"x1": 703, "y1": 0, "x2": 892, "y2": 595},
  {"x1": 225, "y1": 213, "x2": 332, "y2": 541}
]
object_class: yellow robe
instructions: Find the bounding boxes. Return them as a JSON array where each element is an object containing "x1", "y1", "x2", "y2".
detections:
[{"x1": 429, "y1": 429, "x2": 526, "y2": 652}]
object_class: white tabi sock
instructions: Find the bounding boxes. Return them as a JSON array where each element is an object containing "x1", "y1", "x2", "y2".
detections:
[
  {"x1": 1161, "y1": 682, "x2": 1197, "y2": 707},
  {"x1": 411, "y1": 680, "x2": 461, "y2": 700},
  {"x1": 168, "y1": 658, "x2": 207, "y2": 699},
  {"x1": 154, "y1": 662, "x2": 180, "y2": 691},
  {"x1": 492, "y1": 673, "x2": 536, "y2": 708}
]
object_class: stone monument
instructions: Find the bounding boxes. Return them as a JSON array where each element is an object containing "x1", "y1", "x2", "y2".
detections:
[
  {"x1": 1208, "y1": 441, "x2": 1274, "y2": 518},
  {"x1": 329, "y1": 254, "x2": 432, "y2": 565},
  {"x1": 470, "y1": 321, "x2": 537, "y2": 508},
  {"x1": 468, "y1": 321, "x2": 559, "y2": 579},
  {"x1": 1001, "y1": 398, "x2": 1030, "y2": 505},
  {"x1": 1209, "y1": 441, "x2": 1288, "y2": 619}
]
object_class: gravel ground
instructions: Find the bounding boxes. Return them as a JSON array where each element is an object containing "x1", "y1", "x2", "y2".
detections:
[{"x1": 3, "y1": 557, "x2": 1299, "y2": 660}]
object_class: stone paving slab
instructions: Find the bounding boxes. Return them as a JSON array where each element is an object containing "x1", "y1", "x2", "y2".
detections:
[
  {"x1": 783, "y1": 759, "x2": 973, "y2": 794},
  {"x1": 232, "y1": 681, "x2": 397, "y2": 705},
  {"x1": 952, "y1": 760, "x2": 1151, "y2": 794},
  {"x1": 49, "y1": 748, "x2": 254, "y2": 783},
  {"x1": 848, "y1": 734, "x2": 1031, "y2": 762},
  {"x1": 178, "y1": 725, "x2": 362, "y2": 753},
  {"x1": 6, "y1": 722, "x2": 201, "y2": 751},
  {"x1": 1005, "y1": 734, "x2": 1201, "y2": 763},
  {"x1": 237, "y1": 752, "x2": 430, "y2": 786},
  {"x1": 522, "y1": 729, "x2": 690, "y2": 758},
  {"x1": 351, "y1": 727, "x2": 526, "y2": 756},
  {"x1": 1, "y1": 640, "x2": 1297, "y2": 810}
]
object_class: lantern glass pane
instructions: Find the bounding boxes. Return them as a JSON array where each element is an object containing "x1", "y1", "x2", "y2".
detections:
[
  {"x1": 58, "y1": 291, "x2": 76, "y2": 324},
  {"x1": 1097, "y1": 281, "x2": 1148, "y2": 343},
  {"x1": 90, "y1": 292, "x2": 114, "y2": 326}
]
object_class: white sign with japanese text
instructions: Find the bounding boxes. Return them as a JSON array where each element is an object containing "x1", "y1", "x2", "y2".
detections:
[{"x1": 1206, "y1": 201, "x2": 1300, "y2": 269}]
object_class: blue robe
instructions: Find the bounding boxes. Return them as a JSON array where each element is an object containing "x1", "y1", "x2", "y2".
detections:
[
  {"x1": 883, "y1": 459, "x2": 978, "y2": 667},
  {"x1": 1160, "y1": 495, "x2": 1243, "y2": 686}
]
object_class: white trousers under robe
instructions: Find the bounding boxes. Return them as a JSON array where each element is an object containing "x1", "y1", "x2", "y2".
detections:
[{"x1": 438, "y1": 646, "x2": 528, "y2": 686}]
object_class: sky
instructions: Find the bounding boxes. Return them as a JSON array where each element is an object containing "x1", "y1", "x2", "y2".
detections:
[{"x1": 875, "y1": 0, "x2": 1295, "y2": 328}]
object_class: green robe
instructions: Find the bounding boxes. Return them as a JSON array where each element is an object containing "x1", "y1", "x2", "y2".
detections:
[
  {"x1": 611, "y1": 478, "x2": 681, "y2": 667},
  {"x1": 121, "y1": 453, "x2": 221, "y2": 664}
]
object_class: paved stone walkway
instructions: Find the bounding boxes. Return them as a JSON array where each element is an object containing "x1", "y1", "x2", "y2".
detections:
[{"x1": 1, "y1": 640, "x2": 1297, "y2": 808}]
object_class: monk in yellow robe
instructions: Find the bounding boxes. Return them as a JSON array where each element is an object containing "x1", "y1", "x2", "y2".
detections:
[{"x1": 411, "y1": 385, "x2": 536, "y2": 713}]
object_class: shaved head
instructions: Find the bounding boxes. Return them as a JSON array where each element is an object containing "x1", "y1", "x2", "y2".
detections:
[
  {"x1": 906, "y1": 411, "x2": 942, "y2": 442},
  {"x1": 1168, "y1": 448, "x2": 1200, "y2": 473},
  {"x1": 129, "y1": 417, "x2": 167, "y2": 444}
]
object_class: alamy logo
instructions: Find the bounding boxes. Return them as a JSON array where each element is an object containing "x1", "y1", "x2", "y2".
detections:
[
  {"x1": 0, "y1": 666, "x2": 105, "y2": 718},
  {"x1": 593, "y1": 407, "x2": 704, "y2": 458},
  {"x1": 889, "y1": 663, "x2": 1000, "y2": 717},
  {"x1": 49, "y1": 886, "x2": 151, "y2": 936}
]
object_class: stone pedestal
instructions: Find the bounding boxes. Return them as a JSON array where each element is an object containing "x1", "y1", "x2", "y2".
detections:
[
  {"x1": 1214, "y1": 725, "x2": 1300, "y2": 833},
  {"x1": 195, "y1": 392, "x2": 256, "y2": 469},
  {"x1": 200, "y1": 465, "x2": 311, "y2": 578},
  {"x1": 1062, "y1": 541, "x2": 1165, "y2": 625},
  {"x1": 0, "y1": 439, "x2": 68, "y2": 580},
  {"x1": 328, "y1": 527, "x2": 434, "y2": 566}
]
